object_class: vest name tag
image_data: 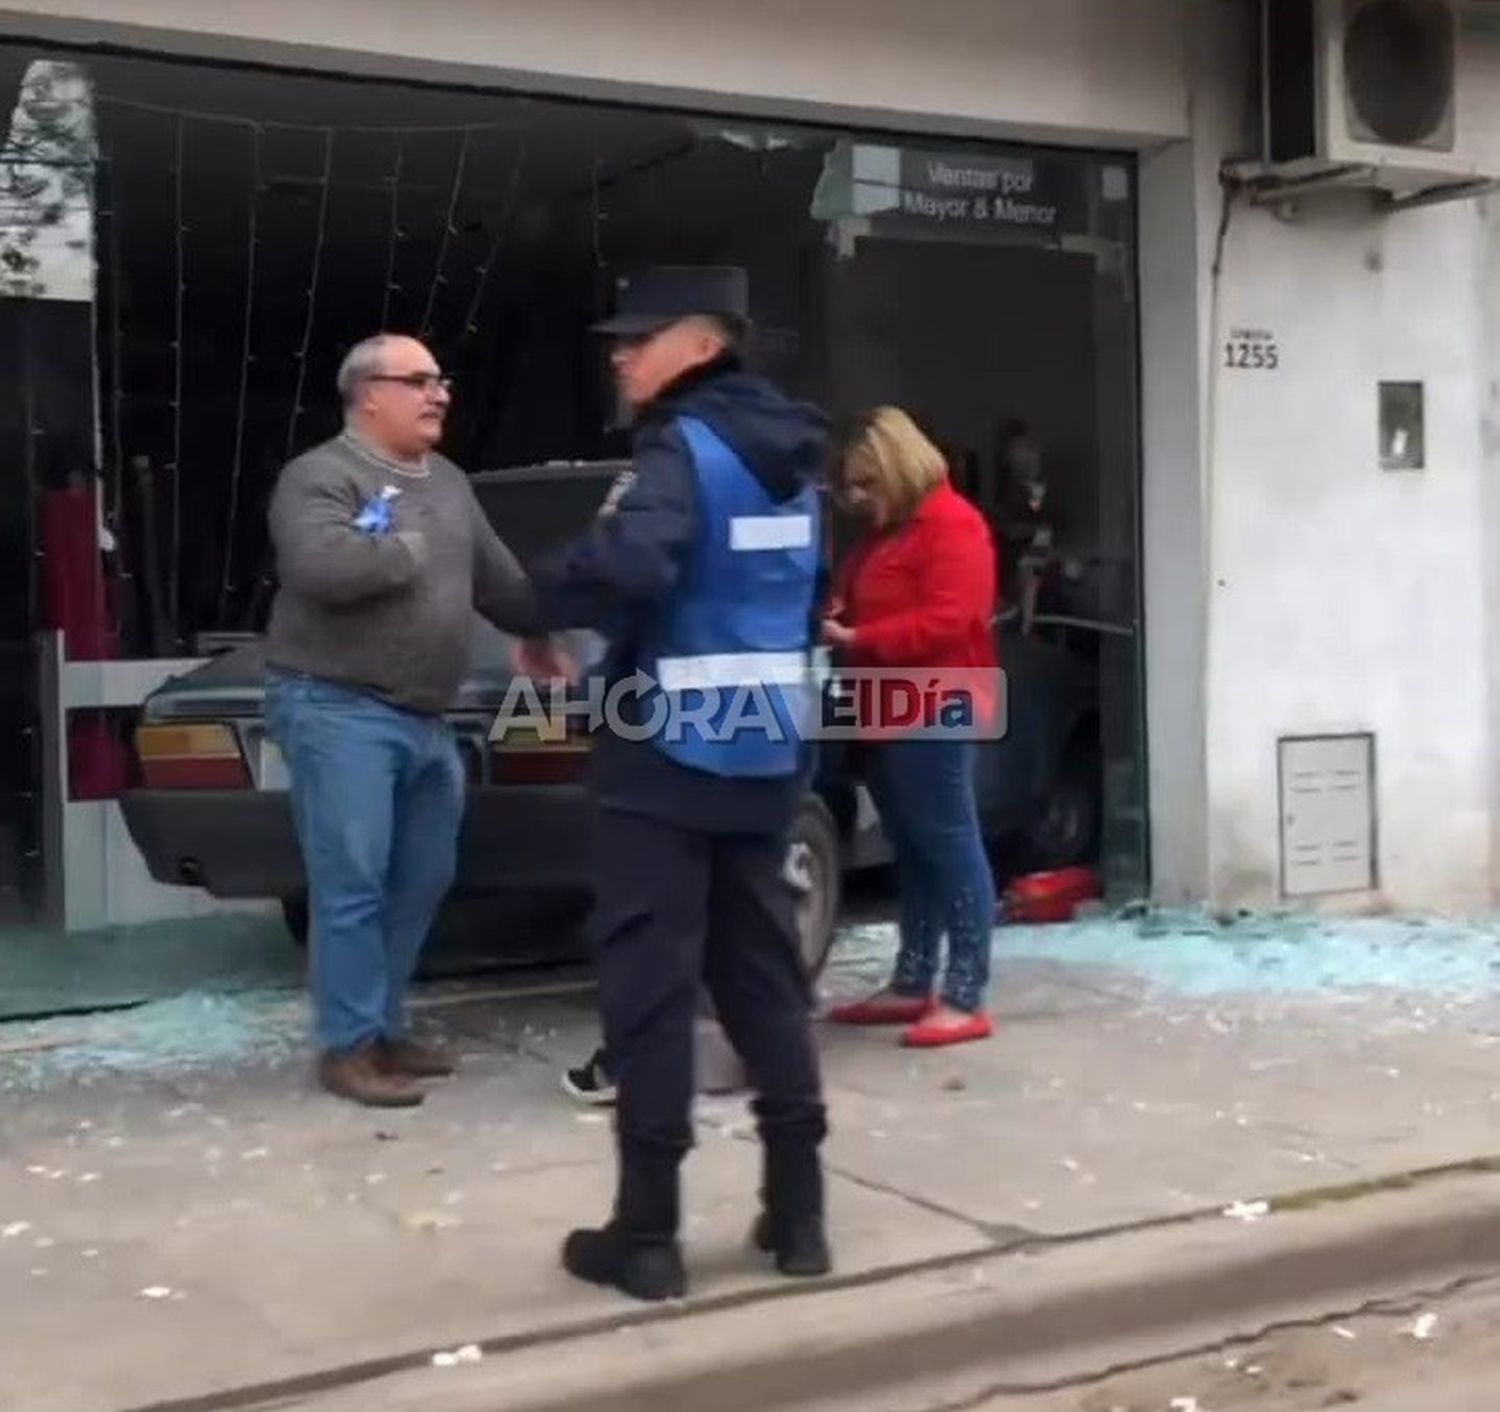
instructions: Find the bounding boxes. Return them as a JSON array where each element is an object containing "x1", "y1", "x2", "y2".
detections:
[{"x1": 728, "y1": 514, "x2": 814, "y2": 552}]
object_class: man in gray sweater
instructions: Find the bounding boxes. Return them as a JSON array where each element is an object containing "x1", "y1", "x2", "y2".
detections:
[{"x1": 265, "y1": 333, "x2": 551, "y2": 1108}]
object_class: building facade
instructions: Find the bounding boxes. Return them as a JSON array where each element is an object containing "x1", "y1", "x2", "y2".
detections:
[{"x1": 0, "y1": 0, "x2": 1497, "y2": 921}]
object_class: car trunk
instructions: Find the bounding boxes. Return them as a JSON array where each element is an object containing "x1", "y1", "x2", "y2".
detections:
[{"x1": 132, "y1": 459, "x2": 624, "y2": 790}]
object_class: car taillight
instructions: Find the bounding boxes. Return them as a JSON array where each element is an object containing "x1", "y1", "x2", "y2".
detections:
[{"x1": 135, "y1": 723, "x2": 252, "y2": 789}]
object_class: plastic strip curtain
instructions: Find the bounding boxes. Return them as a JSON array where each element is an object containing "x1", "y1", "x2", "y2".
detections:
[
  {"x1": 283, "y1": 128, "x2": 335, "y2": 464},
  {"x1": 168, "y1": 116, "x2": 184, "y2": 640},
  {"x1": 216, "y1": 123, "x2": 263, "y2": 626},
  {"x1": 419, "y1": 129, "x2": 471, "y2": 339},
  {"x1": 88, "y1": 94, "x2": 530, "y2": 631}
]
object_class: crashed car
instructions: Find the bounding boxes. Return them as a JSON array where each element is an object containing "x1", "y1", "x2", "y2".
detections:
[{"x1": 120, "y1": 460, "x2": 1101, "y2": 979}]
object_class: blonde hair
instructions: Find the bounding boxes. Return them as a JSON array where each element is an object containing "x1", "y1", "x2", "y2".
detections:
[{"x1": 838, "y1": 406, "x2": 948, "y2": 523}]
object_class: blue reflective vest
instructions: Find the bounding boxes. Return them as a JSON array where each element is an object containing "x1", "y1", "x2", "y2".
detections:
[{"x1": 639, "y1": 415, "x2": 821, "y2": 778}]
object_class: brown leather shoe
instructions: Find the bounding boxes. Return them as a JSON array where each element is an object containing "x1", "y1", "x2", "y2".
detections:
[
  {"x1": 318, "y1": 1044, "x2": 425, "y2": 1107},
  {"x1": 376, "y1": 1037, "x2": 456, "y2": 1079}
]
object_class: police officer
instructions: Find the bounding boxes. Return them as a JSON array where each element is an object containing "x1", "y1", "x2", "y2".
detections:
[{"x1": 519, "y1": 266, "x2": 832, "y2": 1302}]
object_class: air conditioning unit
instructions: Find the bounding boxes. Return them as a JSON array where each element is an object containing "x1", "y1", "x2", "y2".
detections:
[{"x1": 1254, "y1": 0, "x2": 1500, "y2": 203}]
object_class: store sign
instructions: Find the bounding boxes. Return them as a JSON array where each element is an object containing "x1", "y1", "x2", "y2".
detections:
[
  {"x1": 811, "y1": 140, "x2": 1091, "y2": 241},
  {"x1": 896, "y1": 152, "x2": 1058, "y2": 229}
]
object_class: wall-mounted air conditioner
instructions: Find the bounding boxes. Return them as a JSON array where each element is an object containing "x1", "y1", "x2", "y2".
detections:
[{"x1": 1253, "y1": 0, "x2": 1500, "y2": 203}]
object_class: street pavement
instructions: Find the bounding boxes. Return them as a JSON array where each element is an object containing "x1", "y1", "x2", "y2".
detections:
[
  {"x1": 984, "y1": 1276, "x2": 1500, "y2": 1411},
  {"x1": 1, "y1": 913, "x2": 1498, "y2": 1412}
]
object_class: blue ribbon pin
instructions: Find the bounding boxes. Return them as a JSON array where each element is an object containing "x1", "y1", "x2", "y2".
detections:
[{"x1": 352, "y1": 485, "x2": 400, "y2": 535}]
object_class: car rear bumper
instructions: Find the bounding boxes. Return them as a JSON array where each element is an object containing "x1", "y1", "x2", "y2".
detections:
[{"x1": 120, "y1": 785, "x2": 594, "y2": 899}]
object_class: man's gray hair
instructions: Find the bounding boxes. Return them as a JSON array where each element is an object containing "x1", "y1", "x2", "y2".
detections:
[{"x1": 337, "y1": 335, "x2": 393, "y2": 409}]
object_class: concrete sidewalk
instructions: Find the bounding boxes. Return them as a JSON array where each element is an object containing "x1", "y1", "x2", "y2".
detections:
[{"x1": 2, "y1": 914, "x2": 1499, "y2": 1412}]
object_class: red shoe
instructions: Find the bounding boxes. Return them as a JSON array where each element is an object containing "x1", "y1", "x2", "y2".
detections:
[
  {"x1": 825, "y1": 995, "x2": 937, "y2": 1026},
  {"x1": 901, "y1": 1012, "x2": 994, "y2": 1048}
]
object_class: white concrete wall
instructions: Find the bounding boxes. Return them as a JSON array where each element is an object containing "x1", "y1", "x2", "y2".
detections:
[
  {"x1": 1205, "y1": 195, "x2": 1493, "y2": 911},
  {"x1": 1483, "y1": 200, "x2": 1500, "y2": 902},
  {"x1": 1156, "y1": 3, "x2": 1498, "y2": 915},
  {"x1": 1137, "y1": 0, "x2": 1249, "y2": 907},
  {"x1": 0, "y1": 0, "x2": 1189, "y2": 145}
]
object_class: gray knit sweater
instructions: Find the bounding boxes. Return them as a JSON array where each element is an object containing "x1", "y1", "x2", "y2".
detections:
[{"x1": 264, "y1": 433, "x2": 536, "y2": 715}]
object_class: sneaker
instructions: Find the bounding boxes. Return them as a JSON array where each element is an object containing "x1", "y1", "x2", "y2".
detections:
[{"x1": 562, "y1": 1048, "x2": 617, "y2": 1107}]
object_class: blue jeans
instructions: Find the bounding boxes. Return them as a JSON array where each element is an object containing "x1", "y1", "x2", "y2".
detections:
[
  {"x1": 865, "y1": 739, "x2": 997, "y2": 1014},
  {"x1": 265, "y1": 672, "x2": 466, "y2": 1054}
]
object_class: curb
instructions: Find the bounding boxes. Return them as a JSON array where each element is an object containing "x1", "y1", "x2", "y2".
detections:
[{"x1": 238, "y1": 1163, "x2": 1500, "y2": 1412}]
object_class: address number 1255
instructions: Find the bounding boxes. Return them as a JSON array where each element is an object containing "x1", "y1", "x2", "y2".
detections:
[{"x1": 1225, "y1": 339, "x2": 1279, "y2": 370}]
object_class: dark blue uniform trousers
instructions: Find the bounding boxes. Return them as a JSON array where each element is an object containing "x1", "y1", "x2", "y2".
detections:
[{"x1": 588, "y1": 803, "x2": 828, "y2": 1218}]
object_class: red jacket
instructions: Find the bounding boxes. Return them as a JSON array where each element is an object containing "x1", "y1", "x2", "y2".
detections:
[{"x1": 831, "y1": 479, "x2": 1000, "y2": 736}]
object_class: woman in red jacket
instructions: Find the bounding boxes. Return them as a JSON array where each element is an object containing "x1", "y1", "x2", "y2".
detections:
[{"x1": 822, "y1": 407, "x2": 999, "y2": 1047}]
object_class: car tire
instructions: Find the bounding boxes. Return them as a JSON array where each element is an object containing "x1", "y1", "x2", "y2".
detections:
[
  {"x1": 281, "y1": 811, "x2": 843, "y2": 973},
  {"x1": 281, "y1": 894, "x2": 309, "y2": 948},
  {"x1": 1023, "y1": 734, "x2": 1102, "y2": 871},
  {"x1": 785, "y1": 794, "x2": 841, "y2": 982}
]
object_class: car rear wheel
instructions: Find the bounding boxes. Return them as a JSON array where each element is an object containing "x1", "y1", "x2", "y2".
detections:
[
  {"x1": 785, "y1": 794, "x2": 841, "y2": 981},
  {"x1": 280, "y1": 799, "x2": 844, "y2": 979}
]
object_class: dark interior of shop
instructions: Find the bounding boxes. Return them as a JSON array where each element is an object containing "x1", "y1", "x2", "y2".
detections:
[{"x1": 0, "y1": 43, "x2": 1147, "y2": 920}]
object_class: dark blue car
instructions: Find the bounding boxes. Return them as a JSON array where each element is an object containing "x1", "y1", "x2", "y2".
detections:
[{"x1": 120, "y1": 460, "x2": 1101, "y2": 979}]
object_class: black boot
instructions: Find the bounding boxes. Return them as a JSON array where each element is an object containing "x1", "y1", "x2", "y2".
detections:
[
  {"x1": 751, "y1": 1137, "x2": 832, "y2": 1278},
  {"x1": 562, "y1": 1149, "x2": 687, "y2": 1302}
]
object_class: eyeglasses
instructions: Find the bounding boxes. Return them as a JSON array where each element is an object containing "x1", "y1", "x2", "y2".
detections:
[{"x1": 365, "y1": 373, "x2": 454, "y2": 393}]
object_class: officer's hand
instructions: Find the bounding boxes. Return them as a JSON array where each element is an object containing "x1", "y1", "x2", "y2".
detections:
[
  {"x1": 513, "y1": 636, "x2": 578, "y2": 683},
  {"x1": 820, "y1": 617, "x2": 855, "y2": 648}
]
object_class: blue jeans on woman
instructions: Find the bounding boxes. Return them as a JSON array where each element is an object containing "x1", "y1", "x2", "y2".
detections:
[
  {"x1": 865, "y1": 738, "x2": 996, "y2": 1014},
  {"x1": 265, "y1": 671, "x2": 467, "y2": 1055}
]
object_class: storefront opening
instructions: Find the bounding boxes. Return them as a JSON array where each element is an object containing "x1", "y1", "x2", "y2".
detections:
[{"x1": 0, "y1": 43, "x2": 1147, "y2": 917}]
